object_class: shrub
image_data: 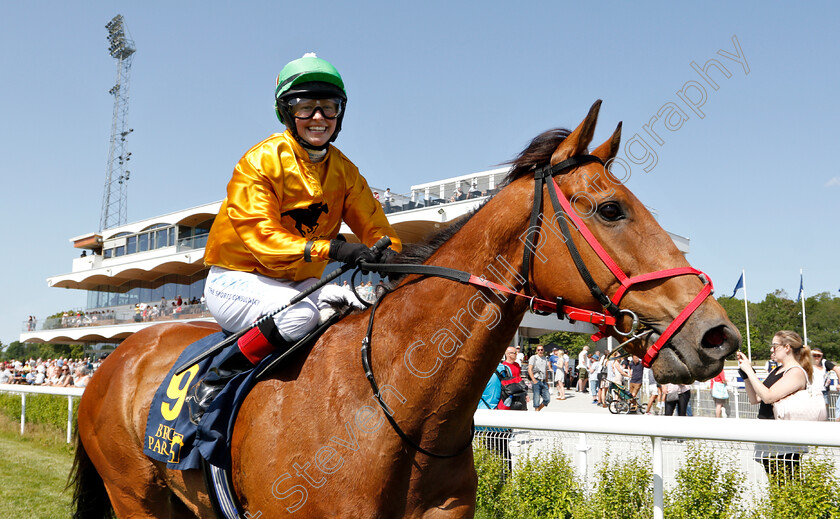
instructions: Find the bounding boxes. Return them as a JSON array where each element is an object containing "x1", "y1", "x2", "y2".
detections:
[
  {"x1": 753, "y1": 452, "x2": 840, "y2": 519},
  {"x1": 498, "y1": 443, "x2": 582, "y2": 519},
  {"x1": 474, "y1": 445, "x2": 508, "y2": 518},
  {"x1": 665, "y1": 441, "x2": 745, "y2": 519},
  {"x1": 576, "y1": 450, "x2": 653, "y2": 519},
  {"x1": 0, "y1": 392, "x2": 79, "y2": 431}
]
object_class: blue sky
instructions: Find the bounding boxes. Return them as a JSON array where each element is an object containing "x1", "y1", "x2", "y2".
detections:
[{"x1": 1, "y1": 2, "x2": 838, "y2": 345}]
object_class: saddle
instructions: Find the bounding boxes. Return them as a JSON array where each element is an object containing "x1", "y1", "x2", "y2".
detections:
[{"x1": 142, "y1": 307, "x2": 348, "y2": 472}]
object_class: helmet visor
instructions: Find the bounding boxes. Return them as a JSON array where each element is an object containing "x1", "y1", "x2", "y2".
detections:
[{"x1": 284, "y1": 97, "x2": 344, "y2": 120}]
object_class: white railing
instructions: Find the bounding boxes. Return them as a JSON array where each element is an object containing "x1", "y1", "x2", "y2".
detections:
[
  {"x1": 474, "y1": 410, "x2": 840, "y2": 519},
  {"x1": 0, "y1": 384, "x2": 84, "y2": 443},
  {"x1": 4, "y1": 383, "x2": 838, "y2": 518}
]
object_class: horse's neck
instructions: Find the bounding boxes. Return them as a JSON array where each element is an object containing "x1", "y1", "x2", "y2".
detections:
[{"x1": 372, "y1": 181, "x2": 534, "y2": 446}]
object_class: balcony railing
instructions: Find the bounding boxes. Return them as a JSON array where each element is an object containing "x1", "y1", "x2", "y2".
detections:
[{"x1": 22, "y1": 303, "x2": 212, "y2": 332}]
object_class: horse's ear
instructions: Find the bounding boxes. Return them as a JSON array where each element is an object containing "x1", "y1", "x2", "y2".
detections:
[
  {"x1": 550, "y1": 99, "x2": 601, "y2": 165},
  {"x1": 591, "y1": 121, "x2": 622, "y2": 163}
]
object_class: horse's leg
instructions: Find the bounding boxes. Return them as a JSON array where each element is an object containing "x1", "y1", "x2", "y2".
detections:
[
  {"x1": 82, "y1": 429, "x2": 188, "y2": 518},
  {"x1": 77, "y1": 323, "x2": 221, "y2": 518}
]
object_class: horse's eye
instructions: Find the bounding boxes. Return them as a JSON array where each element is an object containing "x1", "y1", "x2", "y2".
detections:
[{"x1": 598, "y1": 202, "x2": 625, "y2": 222}]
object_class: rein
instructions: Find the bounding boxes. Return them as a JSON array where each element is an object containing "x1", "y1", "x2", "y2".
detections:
[
  {"x1": 356, "y1": 262, "x2": 619, "y2": 458},
  {"x1": 360, "y1": 296, "x2": 474, "y2": 459}
]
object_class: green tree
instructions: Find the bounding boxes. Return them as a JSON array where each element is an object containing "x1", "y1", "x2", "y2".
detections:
[
  {"x1": 806, "y1": 292, "x2": 840, "y2": 359},
  {"x1": 537, "y1": 331, "x2": 591, "y2": 358}
]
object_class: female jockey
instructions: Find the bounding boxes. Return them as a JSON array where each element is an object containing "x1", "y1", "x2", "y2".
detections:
[{"x1": 187, "y1": 53, "x2": 401, "y2": 422}]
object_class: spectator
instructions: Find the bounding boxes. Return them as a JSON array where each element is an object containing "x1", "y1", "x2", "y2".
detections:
[
  {"x1": 33, "y1": 365, "x2": 46, "y2": 385},
  {"x1": 810, "y1": 347, "x2": 840, "y2": 405},
  {"x1": 0, "y1": 365, "x2": 12, "y2": 384},
  {"x1": 664, "y1": 383, "x2": 691, "y2": 416},
  {"x1": 383, "y1": 188, "x2": 392, "y2": 212},
  {"x1": 468, "y1": 182, "x2": 480, "y2": 199},
  {"x1": 56, "y1": 366, "x2": 73, "y2": 387},
  {"x1": 710, "y1": 369, "x2": 729, "y2": 418},
  {"x1": 607, "y1": 351, "x2": 629, "y2": 388},
  {"x1": 73, "y1": 366, "x2": 91, "y2": 388},
  {"x1": 527, "y1": 344, "x2": 550, "y2": 411},
  {"x1": 477, "y1": 348, "x2": 520, "y2": 477},
  {"x1": 644, "y1": 370, "x2": 665, "y2": 415},
  {"x1": 836, "y1": 393, "x2": 840, "y2": 423},
  {"x1": 497, "y1": 347, "x2": 528, "y2": 411},
  {"x1": 450, "y1": 186, "x2": 464, "y2": 202},
  {"x1": 514, "y1": 346, "x2": 523, "y2": 367},
  {"x1": 588, "y1": 352, "x2": 602, "y2": 403},
  {"x1": 479, "y1": 361, "x2": 503, "y2": 411},
  {"x1": 562, "y1": 349, "x2": 572, "y2": 391},
  {"x1": 577, "y1": 346, "x2": 590, "y2": 393},
  {"x1": 547, "y1": 348, "x2": 562, "y2": 398},
  {"x1": 739, "y1": 330, "x2": 818, "y2": 478},
  {"x1": 628, "y1": 355, "x2": 644, "y2": 413}
]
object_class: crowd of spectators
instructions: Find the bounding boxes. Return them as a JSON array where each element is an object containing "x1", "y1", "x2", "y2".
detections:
[
  {"x1": 28, "y1": 297, "x2": 212, "y2": 332},
  {"x1": 0, "y1": 357, "x2": 98, "y2": 388},
  {"x1": 133, "y1": 296, "x2": 207, "y2": 322},
  {"x1": 371, "y1": 182, "x2": 494, "y2": 215}
]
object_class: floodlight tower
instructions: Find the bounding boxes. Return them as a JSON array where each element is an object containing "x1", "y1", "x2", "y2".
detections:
[{"x1": 99, "y1": 14, "x2": 136, "y2": 231}]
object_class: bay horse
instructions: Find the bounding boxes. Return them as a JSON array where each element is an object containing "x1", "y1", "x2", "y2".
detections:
[{"x1": 72, "y1": 101, "x2": 740, "y2": 518}]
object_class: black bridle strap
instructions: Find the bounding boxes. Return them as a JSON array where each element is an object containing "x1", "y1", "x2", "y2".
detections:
[
  {"x1": 542, "y1": 160, "x2": 621, "y2": 316},
  {"x1": 361, "y1": 295, "x2": 475, "y2": 459},
  {"x1": 521, "y1": 154, "x2": 620, "y2": 315}
]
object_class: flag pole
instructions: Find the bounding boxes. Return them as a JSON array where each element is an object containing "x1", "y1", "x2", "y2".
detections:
[
  {"x1": 800, "y1": 269, "x2": 808, "y2": 346},
  {"x1": 742, "y1": 269, "x2": 752, "y2": 362}
]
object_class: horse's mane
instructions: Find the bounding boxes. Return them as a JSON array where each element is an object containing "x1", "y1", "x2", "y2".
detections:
[
  {"x1": 394, "y1": 127, "x2": 570, "y2": 268},
  {"x1": 395, "y1": 209, "x2": 482, "y2": 266}
]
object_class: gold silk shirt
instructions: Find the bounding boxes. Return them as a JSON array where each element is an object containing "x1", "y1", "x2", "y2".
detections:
[{"x1": 204, "y1": 131, "x2": 401, "y2": 281}]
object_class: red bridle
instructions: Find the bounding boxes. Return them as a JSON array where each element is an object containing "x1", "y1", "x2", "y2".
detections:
[{"x1": 526, "y1": 155, "x2": 714, "y2": 367}]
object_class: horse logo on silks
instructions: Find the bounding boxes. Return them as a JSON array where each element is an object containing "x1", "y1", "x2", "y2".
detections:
[{"x1": 282, "y1": 202, "x2": 328, "y2": 237}]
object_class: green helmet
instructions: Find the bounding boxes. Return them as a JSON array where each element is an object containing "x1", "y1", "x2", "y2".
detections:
[{"x1": 274, "y1": 54, "x2": 347, "y2": 149}]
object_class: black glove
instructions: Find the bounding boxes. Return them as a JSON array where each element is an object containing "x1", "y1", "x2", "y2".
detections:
[{"x1": 328, "y1": 240, "x2": 375, "y2": 266}]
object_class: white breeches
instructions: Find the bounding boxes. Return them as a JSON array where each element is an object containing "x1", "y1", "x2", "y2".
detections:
[{"x1": 204, "y1": 266, "x2": 326, "y2": 342}]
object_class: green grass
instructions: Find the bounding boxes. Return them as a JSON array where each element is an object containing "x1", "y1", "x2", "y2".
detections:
[{"x1": 0, "y1": 416, "x2": 75, "y2": 518}]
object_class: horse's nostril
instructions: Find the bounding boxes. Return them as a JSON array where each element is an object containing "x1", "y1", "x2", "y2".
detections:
[{"x1": 702, "y1": 326, "x2": 726, "y2": 347}]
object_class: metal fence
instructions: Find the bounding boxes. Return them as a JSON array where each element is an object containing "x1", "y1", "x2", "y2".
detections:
[
  {"x1": 0, "y1": 384, "x2": 84, "y2": 443},
  {"x1": 474, "y1": 409, "x2": 840, "y2": 519},
  {"x1": 687, "y1": 384, "x2": 839, "y2": 421}
]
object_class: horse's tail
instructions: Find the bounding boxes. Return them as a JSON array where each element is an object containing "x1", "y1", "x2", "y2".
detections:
[{"x1": 67, "y1": 429, "x2": 115, "y2": 519}]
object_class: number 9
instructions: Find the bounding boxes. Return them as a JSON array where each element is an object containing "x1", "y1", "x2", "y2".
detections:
[{"x1": 161, "y1": 365, "x2": 200, "y2": 421}]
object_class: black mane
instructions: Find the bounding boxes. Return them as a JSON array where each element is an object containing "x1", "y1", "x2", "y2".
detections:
[
  {"x1": 394, "y1": 205, "x2": 485, "y2": 266},
  {"x1": 394, "y1": 127, "x2": 569, "y2": 267}
]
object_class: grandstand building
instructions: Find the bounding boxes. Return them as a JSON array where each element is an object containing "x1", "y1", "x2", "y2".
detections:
[{"x1": 20, "y1": 166, "x2": 689, "y2": 350}]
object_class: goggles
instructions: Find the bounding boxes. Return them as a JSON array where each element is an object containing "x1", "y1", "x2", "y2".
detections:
[{"x1": 284, "y1": 97, "x2": 344, "y2": 119}]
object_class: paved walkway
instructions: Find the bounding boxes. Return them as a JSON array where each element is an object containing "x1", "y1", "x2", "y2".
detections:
[{"x1": 527, "y1": 386, "x2": 662, "y2": 415}]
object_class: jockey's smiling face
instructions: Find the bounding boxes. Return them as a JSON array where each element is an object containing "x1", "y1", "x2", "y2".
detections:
[{"x1": 291, "y1": 98, "x2": 339, "y2": 149}]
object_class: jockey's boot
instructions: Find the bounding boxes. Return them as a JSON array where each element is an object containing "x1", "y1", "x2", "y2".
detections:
[{"x1": 187, "y1": 319, "x2": 288, "y2": 425}]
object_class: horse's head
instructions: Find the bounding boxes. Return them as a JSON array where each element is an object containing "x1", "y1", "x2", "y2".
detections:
[{"x1": 522, "y1": 100, "x2": 740, "y2": 383}]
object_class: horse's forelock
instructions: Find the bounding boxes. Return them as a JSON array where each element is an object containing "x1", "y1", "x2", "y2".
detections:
[{"x1": 502, "y1": 128, "x2": 571, "y2": 185}]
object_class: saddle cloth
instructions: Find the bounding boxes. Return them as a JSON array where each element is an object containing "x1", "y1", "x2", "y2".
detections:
[{"x1": 143, "y1": 332, "x2": 274, "y2": 470}]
